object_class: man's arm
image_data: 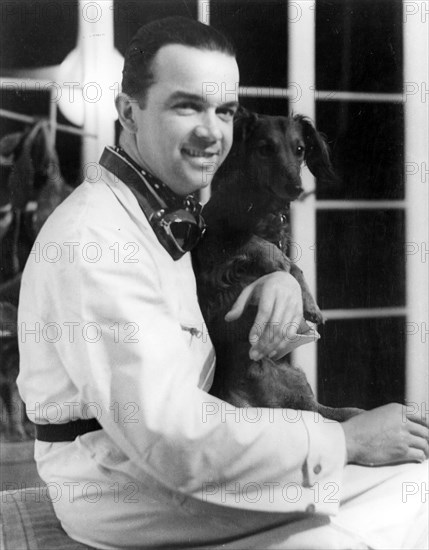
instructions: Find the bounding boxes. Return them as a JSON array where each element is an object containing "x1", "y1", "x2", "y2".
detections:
[
  {"x1": 231, "y1": 272, "x2": 429, "y2": 466},
  {"x1": 342, "y1": 403, "x2": 429, "y2": 465},
  {"x1": 226, "y1": 271, "x2": 304, "y2": 361},
  {"x1": 16, "y1": 194, "x2": 347, "y2": 514}
]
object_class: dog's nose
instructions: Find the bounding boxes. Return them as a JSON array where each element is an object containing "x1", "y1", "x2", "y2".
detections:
[{"x1": 283, "y1": 182, "x2": 303, "y2": 200}]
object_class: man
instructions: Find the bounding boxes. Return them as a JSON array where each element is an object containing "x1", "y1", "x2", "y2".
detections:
[{"x1": 17, "y1": 16, "x2": 428, "y2": 550}]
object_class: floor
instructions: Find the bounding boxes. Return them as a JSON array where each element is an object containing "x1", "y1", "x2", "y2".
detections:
[{"x1": 1, "y1": 439, "x2": 45, "y2": 490}]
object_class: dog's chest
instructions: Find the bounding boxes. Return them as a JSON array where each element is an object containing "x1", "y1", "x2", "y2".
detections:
[{"x1": 255, "y1": 211, "x2": 290, "y2": 250}]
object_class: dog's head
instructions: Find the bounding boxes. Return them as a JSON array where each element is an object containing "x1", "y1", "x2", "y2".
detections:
[{"x1": 215, "y1": 108, "x2": 336, "y2": 203}]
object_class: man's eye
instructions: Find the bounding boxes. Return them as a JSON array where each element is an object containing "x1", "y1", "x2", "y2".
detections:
[
  {"x1": 216, "y1": 107, "x2": 237, "y2": 121},
  {"x1": 175, "y1": 102, "x2": 200, "y2": 113}
]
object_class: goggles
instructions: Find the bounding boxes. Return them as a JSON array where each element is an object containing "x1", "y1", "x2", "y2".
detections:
[
  {"x1": 100, "y1": 147, "x2": 206, "y2": 261},
  {"x1": 149, "y1": 198, "x2": 206, "y2": 260}
]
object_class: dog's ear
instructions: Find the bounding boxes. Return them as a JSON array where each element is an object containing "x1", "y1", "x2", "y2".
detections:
[
  {"x1": 293, "y1": 115, "x2": 338, "y2": 186},
  {"x1": 211, "y1": 108, "x2": 259, "y2": 193},
  {"x1": 233, "y1": 107, "x2": 259, "y2": 146}
]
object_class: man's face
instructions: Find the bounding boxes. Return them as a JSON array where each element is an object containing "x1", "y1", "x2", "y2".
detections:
[{"x1": 130, "y1": 44, "x2": 240, "y2": 195}]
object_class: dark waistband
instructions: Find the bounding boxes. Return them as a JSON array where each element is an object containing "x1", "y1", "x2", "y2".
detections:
[{"x1": 34, "y1": 418, "x2": 102, "y2": 442}]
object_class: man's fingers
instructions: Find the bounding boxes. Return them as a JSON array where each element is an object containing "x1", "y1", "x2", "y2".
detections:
[
  {"x1": 408, "y1": 435, "x2": 429, "y2": 458},
  {"x1": 225, "y1": 272, "x2": 304, "y2": 360},
  {"x1": 406, "y1": 410, "x2": 429, "y2": 428},
  {"x1": 225, "y1": 283, "x2": 255, "y2": 322},
  {"x1": 264, "y1": 316, "x2": 303, "y2": 360},
  {"x1": 250, "y1": 299, "x2": 273, "y2": 337},
  {"x1": 282, "y1": 315, "x2": 302, "y2": 339},
  {"x1": 249, "y1": 299, "x2": 279, "y2": 359},
  {"x1": 407, "y1": 447, "x2": 428, "y2": 463},
  {"x1": 249, "y1": 293, "x2": 296, "y2": 357},
  {"x1": 407, "y1": 420, "x2": 429, "y2": 440},
  {"x1": 250, "y1": 314, "x2": 303, "y2": 360}
]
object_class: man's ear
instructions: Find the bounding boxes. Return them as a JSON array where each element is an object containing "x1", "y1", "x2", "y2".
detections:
[{"x1": 115, "y1": 93, "x2": 139, "y2": 133}]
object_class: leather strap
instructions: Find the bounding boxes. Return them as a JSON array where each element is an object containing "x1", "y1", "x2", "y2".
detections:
[
  {"x1": 34, "y1": 418, "x2": 102, "y2": 442},
  {"x1": 99, "y1": 146, "x2": 205, "y2": 260}
]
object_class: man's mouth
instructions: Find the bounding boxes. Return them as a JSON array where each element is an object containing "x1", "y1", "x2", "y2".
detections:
[{"x1": 181, "y1": 147, "x2": 219, "y2": 158}]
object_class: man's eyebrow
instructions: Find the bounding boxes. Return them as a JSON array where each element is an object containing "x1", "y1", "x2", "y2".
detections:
[
  {"x1": 168, "y1": 91, "x2": 205, "y2": 103},
  {"x1": 218, "y1": 101, "x2": 240, "y2": 110},
  {"x1": 167, "y1": 92, "x2": 239, "y2": 109}
]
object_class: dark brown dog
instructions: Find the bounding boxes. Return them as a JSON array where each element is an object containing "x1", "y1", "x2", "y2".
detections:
[{"x1": 192, "y1": 110, "x2": 362, "y2": 421}]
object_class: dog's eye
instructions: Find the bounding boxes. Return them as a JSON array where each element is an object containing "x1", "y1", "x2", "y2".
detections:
[
  {"x1": 296, "y1": 145, "x2": 305, "y2": 156},
  {"x1": 257, "y1": 141, "x2": 276, "y2": 157}
]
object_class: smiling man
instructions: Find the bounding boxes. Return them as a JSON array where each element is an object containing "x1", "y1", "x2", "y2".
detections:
[
  {"x1": 117, "y1": 43, "x2": 239, "y2": 195},
  {"x1": 17, "y1": 16, "x2": 428, "y2": 550}
]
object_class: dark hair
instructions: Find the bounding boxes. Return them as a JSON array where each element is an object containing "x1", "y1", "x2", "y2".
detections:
[{"x1": 121, "y1": 16, "x2": 236, "y2": 105}]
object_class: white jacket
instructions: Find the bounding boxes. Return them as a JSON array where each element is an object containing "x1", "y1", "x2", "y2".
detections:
[{"x1": 17, "y1": 165, "x2": 346, "y2": 516}]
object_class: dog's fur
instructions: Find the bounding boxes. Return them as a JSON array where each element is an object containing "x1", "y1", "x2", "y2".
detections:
[{"x1": 192, "y1": 110, "x2": 362, "y2": 421}]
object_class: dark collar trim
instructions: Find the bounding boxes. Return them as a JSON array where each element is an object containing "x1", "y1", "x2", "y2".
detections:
[{"x1": 113, "y1": 146, "x2": 196, "y2": 210}]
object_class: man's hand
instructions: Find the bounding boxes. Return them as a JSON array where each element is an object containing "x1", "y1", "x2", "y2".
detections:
[
  {"x1": 224, "y1": 272, "x2": 303, "y2": 361},
  {"x1": 342, "y1": 403, "x2": 429, "y2": 466}
]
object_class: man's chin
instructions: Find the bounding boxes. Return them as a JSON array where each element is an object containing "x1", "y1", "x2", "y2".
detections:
[
  {"x1": 186, "y1": 179, "x2": 211, "y2": 196},
  {"x1": 163, "y1": 177, "x2": 210, "y2": 197},
  {"x1": 168, "y1": 168, "x2": 213, "y2": 195}
]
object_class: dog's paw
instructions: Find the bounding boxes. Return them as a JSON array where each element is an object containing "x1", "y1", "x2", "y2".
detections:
[
  {"x1": 304, "y1": 304, "x2": 325, "y2": 325},
  {"x1": 301, "y1": 290, "x2": 325, "y2": 325}
]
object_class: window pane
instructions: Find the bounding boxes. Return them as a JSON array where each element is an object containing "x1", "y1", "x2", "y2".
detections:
[
  {"x1": 56, "y1": 109, "x2": 82, "y2": 187},
  {"x1": 316, "y1": 101, "x2": 404, "y2": 200},
  {"x1": 114, "y1": 0, "x2": 198, "y2": 54},
  {"x1": 211, "y1": 0, "x2": 288, "y2": 88},
  {"x1": 1, "y1": 89, "x2": 50, "y2": 122},
  {"x1": 239, "y1": 96, "x2": 288, "y2": 116},
  {"x1": 317, "y1": 317, "x2": 405, "y2": 409},
  {"x1": 0, "y1": 87, "x2": 82, "y2": 187},
  {"x1": 316, "y1": 209, "x2": 405, "y2": 309},
  {"x1": 316, "y1": 0, "x2": 403, "y2": 93},
  {"x1": 0, "y1": 0, "x2": 78, "y2": 68}
]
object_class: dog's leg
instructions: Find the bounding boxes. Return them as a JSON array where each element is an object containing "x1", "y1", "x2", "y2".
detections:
[
  {"x1": 244, "y1": 235, "x2": 291, "y2": 273},
  {"x1": 289, "y1": 263, "x2": 324, "y2": 324}
]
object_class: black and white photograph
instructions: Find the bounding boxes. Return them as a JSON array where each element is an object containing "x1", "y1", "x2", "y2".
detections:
[{"x1": 1, "y1": 1, "x2": 428, "y2": 548}]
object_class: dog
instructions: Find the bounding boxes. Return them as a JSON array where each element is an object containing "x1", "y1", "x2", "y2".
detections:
[{"x1": 192, "y1": 109, "x2": 362, "y2": 422}]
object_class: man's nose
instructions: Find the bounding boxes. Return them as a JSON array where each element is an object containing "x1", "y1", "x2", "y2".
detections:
[{"x1": 193, "y1": 112, "x2": 222, "y2": 142}]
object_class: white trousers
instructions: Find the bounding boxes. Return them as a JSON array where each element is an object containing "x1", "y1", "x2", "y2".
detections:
[{"x1": 36, "y1": 438, "x2": 428, "y2": 550}]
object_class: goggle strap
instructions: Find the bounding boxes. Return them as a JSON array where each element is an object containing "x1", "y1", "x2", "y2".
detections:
[
  {"x1": 99, "y1": 147, "x2": 204, "y2": 261},
  {"x1": 100, "y1": 147, "x2": 167, "y2": 210}
]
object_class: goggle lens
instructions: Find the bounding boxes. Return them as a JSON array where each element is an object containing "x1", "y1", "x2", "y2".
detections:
[
  {"x1": 169, "y1": 220, "x2": 201, "y2": 251},
  {"x1": 155, "y1": 209, "x2": 206, "y2": 256}
]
